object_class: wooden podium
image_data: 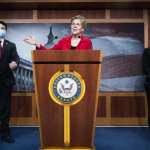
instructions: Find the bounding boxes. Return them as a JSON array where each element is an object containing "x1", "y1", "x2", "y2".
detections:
[{"x1": 32, "y1": 50, "x2": 102, "y2": 150}]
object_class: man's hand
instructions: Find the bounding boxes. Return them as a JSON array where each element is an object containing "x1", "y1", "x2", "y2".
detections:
[{"x1": 9, "y1": 61, "x2": 17, "y2": 70}]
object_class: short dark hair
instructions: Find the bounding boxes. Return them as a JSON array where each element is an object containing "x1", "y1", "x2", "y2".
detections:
[{"x1": 0, "y1": 21, "x2": 7, "y2": 30}]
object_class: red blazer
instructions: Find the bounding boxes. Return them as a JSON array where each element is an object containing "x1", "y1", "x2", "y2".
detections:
[{"x1": 37, "y1": 35, "x2": 93, "y2": 51}]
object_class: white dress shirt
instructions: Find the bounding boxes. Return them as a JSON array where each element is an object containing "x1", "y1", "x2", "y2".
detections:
[{"x1": 0, "y1": 38, "x2": 4, "y2": 47}]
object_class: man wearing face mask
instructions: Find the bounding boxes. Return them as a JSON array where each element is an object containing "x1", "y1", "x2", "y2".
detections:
[{"x1": 0, "y1": 21, "x2": 19, "y2": 143}]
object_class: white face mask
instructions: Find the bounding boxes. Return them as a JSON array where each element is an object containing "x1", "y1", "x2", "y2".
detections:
[{"x1": 0, "y1": 30, "x2": 6, "y2": 38}]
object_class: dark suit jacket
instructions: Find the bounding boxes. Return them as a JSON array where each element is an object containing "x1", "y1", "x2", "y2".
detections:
[{"x1": 0, "y1": 39, "x2": 19, "y2": 88}]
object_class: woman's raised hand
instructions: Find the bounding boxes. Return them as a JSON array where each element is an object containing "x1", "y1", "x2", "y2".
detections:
[{"x1": 24, "y1": 36, "x2": 37, "y2": 45}]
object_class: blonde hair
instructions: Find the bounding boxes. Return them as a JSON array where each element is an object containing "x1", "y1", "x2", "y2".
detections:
[{"x1": 71, "y1": 15, "x2": 87, "y2": 29}]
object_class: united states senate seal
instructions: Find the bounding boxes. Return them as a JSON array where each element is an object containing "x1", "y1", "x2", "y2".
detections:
[{"x1": 48, "y1": 71, "x2": 85, "y2": 106}]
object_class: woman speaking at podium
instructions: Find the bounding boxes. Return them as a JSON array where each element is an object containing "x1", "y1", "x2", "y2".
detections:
[{"x1": 24, "y1": 15, "x2": 93, "y2": 51}]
